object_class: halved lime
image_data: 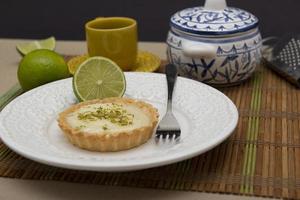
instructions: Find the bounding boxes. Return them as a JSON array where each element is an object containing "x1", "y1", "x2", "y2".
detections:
[
  {"x1": 16, "y1": 37, "x2": 56, "y2": 56},
  {"x1": 73, "y1": 57, "x2": 126, "y2": 101}
]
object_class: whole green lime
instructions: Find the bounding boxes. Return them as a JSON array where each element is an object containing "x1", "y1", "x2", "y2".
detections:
[{"x1": 18, "y1": 49, "x2": 70, "y2": 91}]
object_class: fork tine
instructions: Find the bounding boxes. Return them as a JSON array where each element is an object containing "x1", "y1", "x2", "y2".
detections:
[
  {"x1": 174, "y1": 131, "x2": 181, "y2": 139},
  {"x1": 174, "y1": 133, "x2": 181, "y2": 142},
  {"x1": 169, "y1": 133, "x2": 175, "y2": 140},
  {"x1": 155, "y1": 130, "x2": 181, "y2": 143},
  {"x1": 162, "y1": 132, "x2": 168, "y2": 139},
  {"x1": 155, "y1": 132, "x2": 163, "y2": 143}
]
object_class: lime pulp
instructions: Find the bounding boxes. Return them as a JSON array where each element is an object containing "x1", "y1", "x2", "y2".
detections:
[{"x1": 73, "y1": 57, "x2": 126, "y2": 101}]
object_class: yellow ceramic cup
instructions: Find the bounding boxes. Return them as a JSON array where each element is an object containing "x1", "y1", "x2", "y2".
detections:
[{"x1": 85, "y1": 17, "x2": 138, "y2": 71}]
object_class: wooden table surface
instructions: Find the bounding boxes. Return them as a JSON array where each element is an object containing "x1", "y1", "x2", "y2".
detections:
[{"x1": 0, "y1": 38, "x2": 273, "y2": 200}]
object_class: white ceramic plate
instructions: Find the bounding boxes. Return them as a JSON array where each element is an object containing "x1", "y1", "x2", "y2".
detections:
[{"x1": 0, "y1": 72, "x2": 238, "y2": 172}]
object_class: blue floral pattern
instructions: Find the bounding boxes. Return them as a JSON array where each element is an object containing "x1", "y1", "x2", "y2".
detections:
[
  {"x1": 166, "y1": 32, "x2": 262, "y2": 85},
  {"x1": 171, "y1": 7, "x2": 258, "y2": 35}
]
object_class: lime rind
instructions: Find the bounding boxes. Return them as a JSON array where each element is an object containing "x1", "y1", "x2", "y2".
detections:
[
  {"x1": 73, "y1": 56, "x2": 126, "y2": 102},
  {"x1": 17, "y1": 49, "x2": 70, "y2": 91},
  {"x1": 16, "y1": 37, "x2": 56, "y2": 56}
]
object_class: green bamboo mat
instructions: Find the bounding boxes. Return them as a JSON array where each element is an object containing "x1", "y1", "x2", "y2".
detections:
[{"x1": 1, "y1": 61, "x2": 300, "y2": 199}]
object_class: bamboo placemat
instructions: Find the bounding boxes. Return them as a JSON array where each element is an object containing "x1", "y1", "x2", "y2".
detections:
[{"x1": 1, "y1": 59, "x2": 300, "y2": 199}]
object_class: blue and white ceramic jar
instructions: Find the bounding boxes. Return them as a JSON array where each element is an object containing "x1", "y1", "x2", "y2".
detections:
[{"x1": 166, "y1": 0, "x2": 262, "y2": 86}]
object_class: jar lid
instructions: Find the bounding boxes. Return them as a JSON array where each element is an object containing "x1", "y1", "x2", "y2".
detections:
[{"x1": 170, "y1": 7, "x2": 259, "y2": 35}]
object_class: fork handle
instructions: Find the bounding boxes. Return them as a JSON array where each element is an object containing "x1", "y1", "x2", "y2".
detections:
[{"x1": 165, "y1": 64, "x2": 178, "y2": 109}]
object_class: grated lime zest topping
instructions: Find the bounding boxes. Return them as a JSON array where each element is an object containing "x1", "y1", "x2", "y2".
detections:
[{"x1": 78, "y1": 103, "x2": 134, "y2": 126}]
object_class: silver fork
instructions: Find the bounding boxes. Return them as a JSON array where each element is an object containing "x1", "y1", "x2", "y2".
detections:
[{"x1": 156, "y1": 64, "x2": 181, "y2": 142}]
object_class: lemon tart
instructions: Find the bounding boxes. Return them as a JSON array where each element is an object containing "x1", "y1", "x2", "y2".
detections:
[{"x1": 58, "y1": 97, "x2": 159, "y2": 152}]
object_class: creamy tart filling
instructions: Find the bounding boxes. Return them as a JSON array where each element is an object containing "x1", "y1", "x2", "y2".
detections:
[{"x1": 66, "y1": 103, "x2": 151, "y2": 134}]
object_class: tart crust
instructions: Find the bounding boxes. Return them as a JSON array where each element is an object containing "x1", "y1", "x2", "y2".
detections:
[{"x1": 58, "y1": 97, "x2": 159, "y2": 152}]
